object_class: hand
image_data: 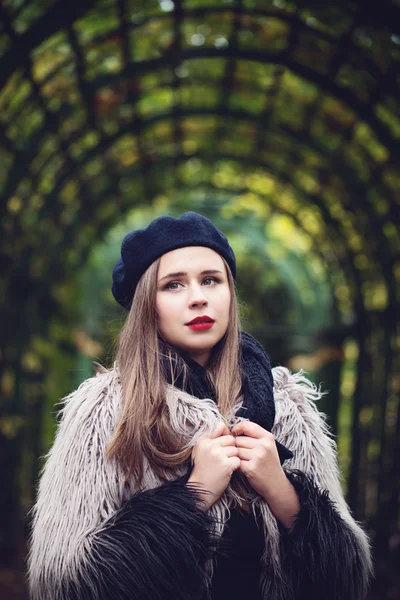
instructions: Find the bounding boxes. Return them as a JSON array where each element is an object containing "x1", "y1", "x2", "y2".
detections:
[
  {"x1": 232, "y1": 421, "x2": 284, "y2": 498},
  {"x1": 188, "y1": 422, "x2": 240, "y2": 510},
  {"x1": 232, "y1": 421, "x2": 300, "y2": 527}
]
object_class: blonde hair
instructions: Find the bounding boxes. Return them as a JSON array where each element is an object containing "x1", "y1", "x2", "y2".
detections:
[{"x1": 107, "y1": 256, "x2": 242, "y2": 487}]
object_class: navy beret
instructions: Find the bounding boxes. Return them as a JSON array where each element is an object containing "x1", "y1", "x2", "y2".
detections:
[{"x1": 112, "y1": 211, "x2": 236, "y2": 310}]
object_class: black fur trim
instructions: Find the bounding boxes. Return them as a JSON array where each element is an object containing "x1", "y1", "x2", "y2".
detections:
[
  {"x1": 64, "y1": 478, "x2": 215, "y2": 600},
  {"x1": 279, "y1": 470, "x2": 369, "y2": 600}
]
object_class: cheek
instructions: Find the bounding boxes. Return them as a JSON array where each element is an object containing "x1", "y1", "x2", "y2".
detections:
[
  {"x1": 219, "y1": 288, "x2": 231, "y2": 317},
  {"x1": 156, "y1": 295, "x2": 180, "y2": 324}
]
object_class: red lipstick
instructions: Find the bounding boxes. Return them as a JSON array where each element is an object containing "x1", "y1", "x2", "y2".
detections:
[{"x1": 186, "y1": 316, "x2": 215, "y2": 331}]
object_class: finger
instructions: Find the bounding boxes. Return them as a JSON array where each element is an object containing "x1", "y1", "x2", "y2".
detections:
[
  {"x1": 209, "y1": 421, "x2": 229, "y2": 439},
  {"x1": 237, "y1": 448, "x2": 252, "y2": 461},
  {"x1": 238, "y1": 460, "x2": 253, "y2": 477},
  {"x1": 228, "y1": 456, "x2": 241, "y2": 471},
  {"x1": 235, "y1": 436, "x2": 258, "y2": 449},
  {"x1": 217, "y1": 435, "x2": 237, "y2": 447},
  {"x1": 232, "y1": 421, "x2": 271, "y2": 439},
  {"x1": 224, "y1": 446, "x2": 239, "y2": 458}
]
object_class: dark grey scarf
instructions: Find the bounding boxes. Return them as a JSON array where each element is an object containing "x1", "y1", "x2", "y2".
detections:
[{"x1": 162, "y1": 330, "x2": 293, "y2": 464}]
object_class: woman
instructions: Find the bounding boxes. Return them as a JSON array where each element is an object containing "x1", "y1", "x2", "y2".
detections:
[{"x1": 28, "y1": 211, "x2": 372, "y2": 600}]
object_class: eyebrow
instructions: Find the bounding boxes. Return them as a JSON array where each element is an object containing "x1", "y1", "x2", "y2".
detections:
[{"x1": 158, "y1": 269, "x2": 223, "y2": 283}]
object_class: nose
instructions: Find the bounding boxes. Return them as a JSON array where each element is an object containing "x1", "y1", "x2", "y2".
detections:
[{"x1": 188, "y1": 284, "x2": 208, "y2": 309}]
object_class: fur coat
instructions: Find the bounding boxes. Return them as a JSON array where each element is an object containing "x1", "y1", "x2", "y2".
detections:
[{"x1": 27, "y1": 365, "x2": 372, "y2": 600}]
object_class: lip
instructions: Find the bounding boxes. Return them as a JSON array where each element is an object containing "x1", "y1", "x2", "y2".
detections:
[
  {"x1": 185, "y1": 316, "x2": 215, "y2": 325},
  {"x1": 187, "y1": 322, "x2": 215, "y2": 331}
]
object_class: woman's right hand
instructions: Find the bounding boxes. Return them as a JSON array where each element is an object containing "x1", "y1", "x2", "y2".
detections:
[{"x1": 187, "y1": 421, "x2": 240, "y2": 510}]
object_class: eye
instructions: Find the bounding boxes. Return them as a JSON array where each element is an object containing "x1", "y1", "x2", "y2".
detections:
[
  {"x1": 202, "y1": 277, "x2": 218, "y2": 285},
  {"x1": 165, "y1": 281, "x2": 182, "y2": 290}
]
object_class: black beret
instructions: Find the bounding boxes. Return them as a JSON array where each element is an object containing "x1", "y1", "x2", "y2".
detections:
[{"x1": 112, "y1": 211, "x2": 236, "y2": 310}]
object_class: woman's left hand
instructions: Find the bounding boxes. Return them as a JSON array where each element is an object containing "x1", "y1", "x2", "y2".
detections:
[
  {"x1": 232, "y1": 421, "x2": 300, "y2": 527},
  {"x1": 231, "y1": 421, "x2": 285, "y2": 498}
]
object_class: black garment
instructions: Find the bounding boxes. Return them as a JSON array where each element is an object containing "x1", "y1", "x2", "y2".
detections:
[
  {"x1": 162, "y1": 329, "x2": 275, "y2": 430},
  {"x1": 162, "y1": 329, "x2": 293, "y2": 464},
  {"x1": 211, "y1": 509, "x2": 264, "y2": 600},
  {"x1": 162, "y1": 331, "x2": 282, "y2": 600}
]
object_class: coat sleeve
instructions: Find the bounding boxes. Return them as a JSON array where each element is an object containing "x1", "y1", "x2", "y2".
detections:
[
  {"x1": 27, "y1": 370, "x2": 215, "y2": 600},
  {"x1": 271, "y1": 367, "x2": 372, "y2": 600}
]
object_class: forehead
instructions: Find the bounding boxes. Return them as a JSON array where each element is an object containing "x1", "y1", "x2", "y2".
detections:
[{"x1": 158, "y1": 246, "x2": 225, "y2": 274}]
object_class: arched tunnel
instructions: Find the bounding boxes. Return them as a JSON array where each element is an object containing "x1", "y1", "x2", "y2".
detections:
[{"x1": 1, "y1": 0, "x2": 399, "y2": 597}]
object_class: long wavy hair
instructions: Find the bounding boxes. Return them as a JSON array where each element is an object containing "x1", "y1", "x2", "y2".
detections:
[{"x1": 107, "y1": 255, "x2": 243, "y2": 488}]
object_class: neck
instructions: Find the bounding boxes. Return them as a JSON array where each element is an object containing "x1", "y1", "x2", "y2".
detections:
[{"x1": 184, "y1": 350, "x2": 210, "y2": 367}]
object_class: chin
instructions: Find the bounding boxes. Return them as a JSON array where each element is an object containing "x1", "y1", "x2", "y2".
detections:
[{"x1": 184, "y1": 340, "x2": 213, "y2": 351}]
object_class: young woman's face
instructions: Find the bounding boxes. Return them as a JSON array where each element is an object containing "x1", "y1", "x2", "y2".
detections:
[{"x1": 156, "y1": 246, "x2": 231, "y2": 366}]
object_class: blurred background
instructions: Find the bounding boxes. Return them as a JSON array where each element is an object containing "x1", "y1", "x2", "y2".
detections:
[{"x1": 0, "y1": 0, "x2": 399, "y2": 597}]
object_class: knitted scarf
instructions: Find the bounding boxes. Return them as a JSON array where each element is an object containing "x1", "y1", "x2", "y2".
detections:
[{"x1": 162, "y1": 329, "x2": 293, "y2": 463}]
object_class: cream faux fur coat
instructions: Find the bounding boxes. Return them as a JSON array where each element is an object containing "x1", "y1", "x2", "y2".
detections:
[{"x1": 28, "y1": 365, "x2": 372, "y2": 600}]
